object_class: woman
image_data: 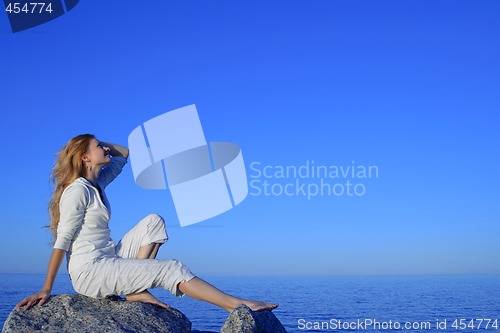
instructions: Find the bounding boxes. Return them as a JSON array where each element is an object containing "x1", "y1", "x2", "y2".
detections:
[{"x1": 17, "y1": 134, "x2": 278, "y2": 312}]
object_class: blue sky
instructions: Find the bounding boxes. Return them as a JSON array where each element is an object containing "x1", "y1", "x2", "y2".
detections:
[{"x1": 0, "y1": 1, "x2": 498, "y2": 276}]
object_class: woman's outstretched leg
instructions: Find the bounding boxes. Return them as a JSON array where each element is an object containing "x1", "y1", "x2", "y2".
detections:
[{"x1": 178, "y1": 277, "x2": 278, "y2": 312}]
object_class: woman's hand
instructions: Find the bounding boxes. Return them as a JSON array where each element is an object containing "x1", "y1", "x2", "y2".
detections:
[
  {"x1": 100, "y1": 142, "x2": 129, "y2": 159},
  {"x1": 17, "y1": 249, "x2": 65, "y2": 310},
  {"x1": 16, "y1": 289, "x2": 51, "y2": 311}
]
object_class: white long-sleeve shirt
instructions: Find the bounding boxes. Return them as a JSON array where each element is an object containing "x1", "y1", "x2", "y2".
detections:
[{"x1": 54, "y1": 156, "x2": 127, "y2": 274}]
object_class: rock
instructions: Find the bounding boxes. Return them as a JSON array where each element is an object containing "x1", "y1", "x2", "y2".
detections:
[
  {"x1": 220, "y1": 304, "x2": 287, "y2": 333},
  {"x1": 3, "y1": 295, "x2": 288, "y2": 333},
  {"x1": 2, "y1": 294, "x2": 191, "y2": 333}
]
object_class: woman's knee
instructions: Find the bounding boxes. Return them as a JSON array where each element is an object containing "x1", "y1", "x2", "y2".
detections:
[
  {"x1": 140, "y1": 213, "x2": 165, "y2": 229},
  {"x1": 142, "y1": 213, "x2": 168, "y2": 241},
  {"x1": 146, "y1": 213, "x2": 165, "y2": 224}
]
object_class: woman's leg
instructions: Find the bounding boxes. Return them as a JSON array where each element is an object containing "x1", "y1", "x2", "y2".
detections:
[
  {"x1": 128, "y1": 242, "x2": 278, "y2": 312},
  {"x1": 116, "y1": 214, "x2": 168, "y2": 259},
  {"x1": 119, "y1": 214, "x2": 169, "y2": 308},
  {"x1": 115, "y1": 214, "x2": 277, "y2": 312},
  {"x1": 125, "y1": 242, "x2": 169, "y2": 308},
  {"x1": 178, "y1": 277, "x2": 278, "y2": 312},
  {"x1": 137, "y1": 242, "x2": 161, "y2": 260}
]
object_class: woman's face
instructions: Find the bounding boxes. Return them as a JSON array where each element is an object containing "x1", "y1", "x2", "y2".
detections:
[{"x1": 84, "y1": 138, "x2": 111, "y2": 168}]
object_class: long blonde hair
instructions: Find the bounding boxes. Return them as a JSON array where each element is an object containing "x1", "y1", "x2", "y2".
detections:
[{"x1": 49, "y1": 134, "x2": 95, "y2": 240}]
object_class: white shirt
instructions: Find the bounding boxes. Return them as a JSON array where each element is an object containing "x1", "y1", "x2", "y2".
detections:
[{"x1": 54, "y1": 156, "x2": 127, "y2": 274}]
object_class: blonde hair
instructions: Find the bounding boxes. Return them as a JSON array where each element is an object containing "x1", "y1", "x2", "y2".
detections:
[{"x1": 48, "y1": 134, "x2": 95, "y2": 241}]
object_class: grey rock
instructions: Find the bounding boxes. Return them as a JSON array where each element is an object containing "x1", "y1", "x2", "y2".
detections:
[
  {"x1": 2, "y1": 294, "x2": 191, "y2": 333},
  {"x1": 220, "y1": 304, "x2": 287, "y2": 333}
]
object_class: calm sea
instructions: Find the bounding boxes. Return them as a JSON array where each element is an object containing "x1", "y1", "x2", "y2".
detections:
[{"x1": 1, "y1": 275, "x2": 499, "y2": 332}]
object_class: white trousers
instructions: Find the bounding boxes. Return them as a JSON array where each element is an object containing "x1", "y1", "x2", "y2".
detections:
[{"x1": 71, "y1": 214, "x2": 196, "y2": 299}]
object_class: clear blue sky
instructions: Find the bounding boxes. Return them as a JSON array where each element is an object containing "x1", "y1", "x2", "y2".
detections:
[{"x1": 0, "y1": 1, "x2": 498, "y2": 276}]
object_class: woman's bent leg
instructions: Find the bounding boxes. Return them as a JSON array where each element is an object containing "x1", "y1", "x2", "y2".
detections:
[
  {"x1": 126, "y1": 242, "x2": 167, "y2": 308},
  {"x1": 116, "y1": 214, "x2": 169, "y2": 307},
  {"x1": 116, "y1": 213, "x2": 168, "y2": 259},
  {"x1": 137, "y1": 242, "x2": 161, "y2": 259}
]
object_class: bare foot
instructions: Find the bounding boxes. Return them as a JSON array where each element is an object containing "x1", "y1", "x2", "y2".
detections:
[
  {"x1": 242, "y1": 300, "x2": 279, "y2": 312},
  {"x1": 126, "y1": 290, "x2": 169, "y2": 309}
]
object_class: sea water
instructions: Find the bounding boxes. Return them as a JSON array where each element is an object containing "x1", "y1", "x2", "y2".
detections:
[{"x1": 1, "y1": 274, "x2": 499, "y2": 332}]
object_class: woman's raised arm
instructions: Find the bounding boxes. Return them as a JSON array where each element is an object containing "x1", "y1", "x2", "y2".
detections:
[
  {"x1": 15, "y1": 248, "x2": 66, "y2": 311},
  {"x1": 101, "y1": 142, "x2": 129, "y2": 159}
]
